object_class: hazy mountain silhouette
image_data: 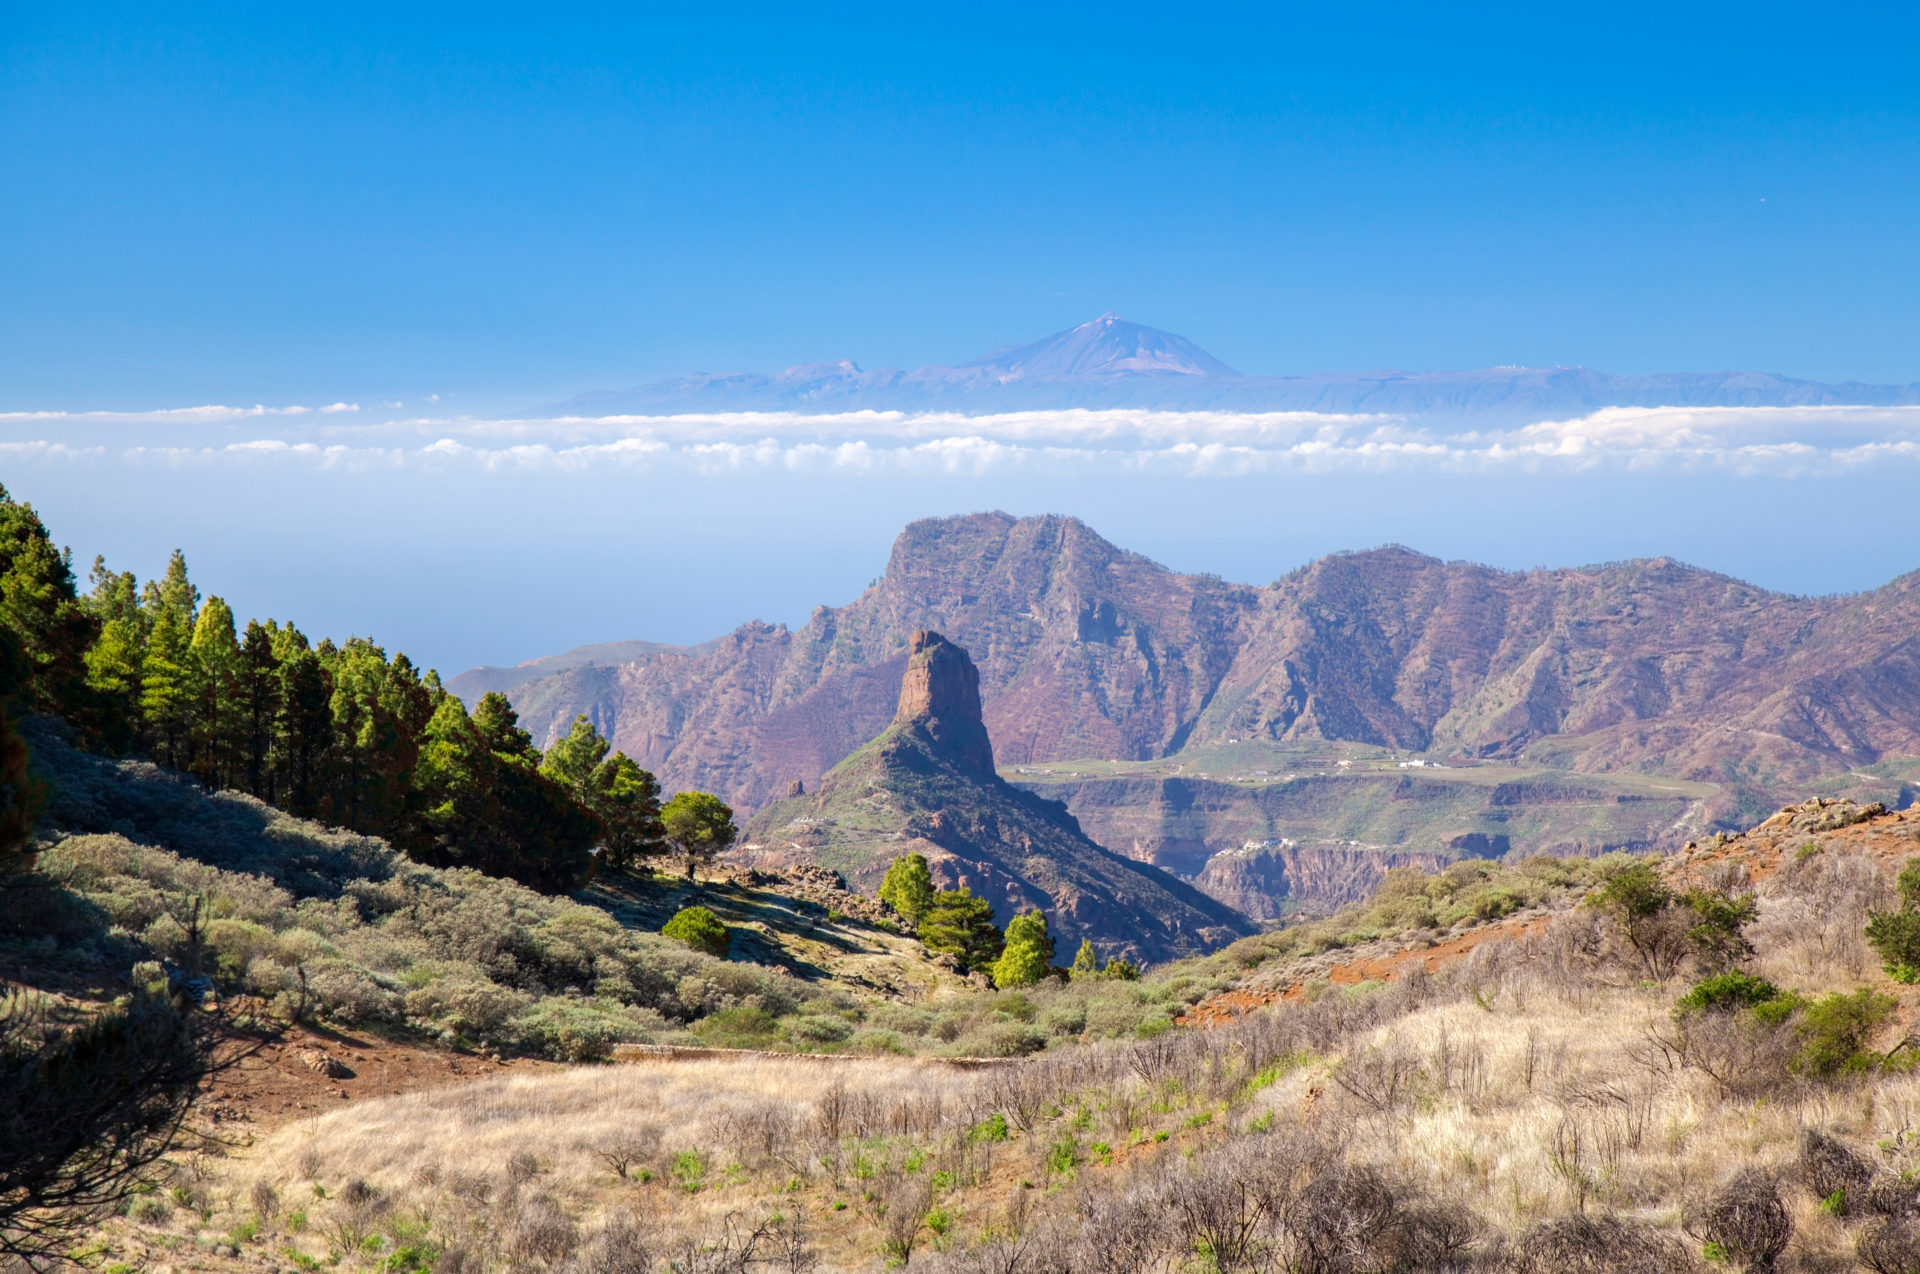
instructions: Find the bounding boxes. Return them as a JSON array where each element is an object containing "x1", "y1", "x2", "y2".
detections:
[{"x1": 537, "y1": 315, "x2": 1920, "y2": 420}]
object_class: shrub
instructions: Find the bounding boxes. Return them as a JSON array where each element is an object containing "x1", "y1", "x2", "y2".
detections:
[
  {"x1": 1865, "y1": 909, "x2": 1920, "y2": 983},
  {"x1": 692, "y1": 1005, "x2": 781, "y2": 1049},
  {"x1": 1797, "y1": 1131, "x2": 1871, "y2": 1215},
  {"x1": 968, "y1": 1113, "x2": 1009, "y2": 1144},
  {"x1": 1681, "y1": 888, "x2": 1758, "y2": 972},
  {"x1": 661, "y1": 906, "x2": 729, "y2": 958},
  {"x1": 1698, "y1": 1171, "x2": 1791, "y2": 1273},
  {"x1": 1675, "y1": 972, "x2": 1783, "y2": 1018},
  {"x1": 1509, "y1": 1214, "x2": 1700, "y2": 1273},
  {"x1": 788, "y1": 1014, "x2": 854, "y2": 1046},
  {"x1": 1860, "y1": 1216, "x2": 1920, "y2": 1274},
  {"x1": 1795, "y1": 988, "x2": 1897, "y2": 1077}
]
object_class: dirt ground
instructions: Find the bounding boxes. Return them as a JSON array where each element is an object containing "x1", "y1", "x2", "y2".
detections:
[{"x1": 200, "y1": 1018, "x2": 551, "y2": 1137}]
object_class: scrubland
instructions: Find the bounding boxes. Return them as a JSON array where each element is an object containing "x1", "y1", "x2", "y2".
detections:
[{"x1": 85, "y1": 805, "x2": 1920, "y2": 1273}]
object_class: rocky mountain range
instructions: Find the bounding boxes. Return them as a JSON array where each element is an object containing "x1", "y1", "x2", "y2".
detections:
[
  {"x1": 739, "y1": 630, "x2": 1250, "y2": 962},
  {"x1": 451, "y1": 513, "x2": 1920, "y2": 911},
  {"x1": 539, "y1": 313, "x2": 1920, "y2": 422}
]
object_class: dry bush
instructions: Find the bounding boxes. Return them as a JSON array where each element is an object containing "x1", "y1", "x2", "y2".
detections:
[
  {"x1": 1285, "y1": 1165, "x2": 1406, "y2": 1274},
  {"x1": 1507, "y1": 1214, "x2": 1701, "y2": 1273},
  {"x1": 1858, "y1": 1215, "x2": 1920, "y2": 1274},
  {"x1": 1865, "y1": 1174, "x2": 1920, "y2": 1218},
  {"x1": 590, "y1": 1129, "x2": 662, "y2": 1181},
  {"x1": 507, "y1": 1192, "x2": 579, "y2": 1269},
  {"x1": 1156, "y1": 1130, "x2": 1329, "y2": 1270},
  {"x1": 1751, "y1": 848, "x2": 1886, "y2": 985},
  {"x1": 1694, "y1": 1171, "x2": 1792, "y2": 1273},
  {"x1": 563, "y1": 1207, "x2": 654, "y2": 1274},
  {"x1": 1796, "y1": 1131, "x2": 1871, "y2": 1213},
  {"x1": 1069, "y1": 1183, "x2": 1169, "y2": 1274},
  {"x1": 1652, "y1": 1006, "x2": 1798, "y2": 1098},
  {"x1": 325, "y1": 1177, "x2": 388, "y2": 1252},
  {"x1": 870, "y1": 1170, "x2": 935, "y2": 1265},
  {"x1": 1328, "y1": 1044, "x2": 1425, "y2": 1117}
]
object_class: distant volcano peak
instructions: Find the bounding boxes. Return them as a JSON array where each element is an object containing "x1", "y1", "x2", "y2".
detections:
[{"x1": 962, "y1": 314, "x2": 1240, "y2": 382}]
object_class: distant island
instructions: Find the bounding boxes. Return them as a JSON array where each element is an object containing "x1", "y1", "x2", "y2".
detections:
[{"x1": 536, "y1": 312, "x2": 1920, "y2": 421}]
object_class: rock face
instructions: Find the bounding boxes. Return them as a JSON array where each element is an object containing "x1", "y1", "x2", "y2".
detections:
[
  {"x1": 893, "y1": 630, "x2": 996, "y2": 778},
  {"x1": 1015, "y1": 768, "x2": 1702, "y2": 911},
  {"x1": 1193, "y1": 842, "x2": 1462, "y2": 921},
  {"x1": 741, "y1": 631, "x2": 1252, "y2": 964},
  {"x1": 463, "y1": 512, "x2": 1920, "y2": 875}
]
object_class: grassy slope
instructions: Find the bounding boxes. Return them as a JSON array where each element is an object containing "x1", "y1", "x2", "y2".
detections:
[
  {"x1": 745, "y1": 722, "x2": 1253, "y2": 963},
  {"x1": 82, "y1": 801, "x2": 1920, "y2": 1273},
  {"x1": 7, "y1": 719, "x2": 1230, "y2": 1065}
]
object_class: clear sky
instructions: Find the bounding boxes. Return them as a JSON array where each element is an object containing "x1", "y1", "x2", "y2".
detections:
[
  {"x1": 5, "y1": 2, "x2": 1920, "y2": 675},
  {"x1": 7, "y1": 1, "x2": 1920, "y2": 405}
]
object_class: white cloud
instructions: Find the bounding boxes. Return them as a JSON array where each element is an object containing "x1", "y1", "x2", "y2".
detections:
[
  {"x1": 0, "y1": 403, "x2": 337, "y2": 425},
  {"x1": 7, "y1": 403, "x2": 1920, "y2": 477}
]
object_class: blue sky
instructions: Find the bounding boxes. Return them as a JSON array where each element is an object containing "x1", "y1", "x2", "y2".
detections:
[{"x1": 5, "y1": 2, "x2": 1920, "y2": 674}]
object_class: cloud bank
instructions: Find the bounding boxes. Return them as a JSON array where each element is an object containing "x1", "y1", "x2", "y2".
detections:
[{"x1": 6, "y1": 403, "x2": 1920, "y2": 477}]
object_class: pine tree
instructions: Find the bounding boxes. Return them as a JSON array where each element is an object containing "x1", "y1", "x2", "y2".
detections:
[
  {"x1": 238, "y1": 620, "x2": 282, "y2": 798},
  {"x1": 585, "y1": 752, "x2": 665, "y2": 871},
  {"x1": 324, "y1": 639, "x2": 422, "y2": 834},
  {"x1": 135, "y1": 550, "x2": 198, "y2": 768},
  {"x1": 0, "y1": 485, "x2": 100, "y2": 724},
  {"x1": 82, "y1": 558, "x2": 148, "y2": 753},
  {"x1": 541, "y1": 714, "x2": 608, "y2": 787},
  {"x1": 1069, "y1": 938, "x2": 1101, "y2": 979},
  {"x1": 919, "y1": 887, "x2": 1004, "y2": 971},
  {"x1": 991, "y1": 910, "x2": 1055, "y2": 988},
  {"x1": 403, "y1": 695, "x2": 595, "y2": 890},
  {"x1": 540, "y1": 715, "x2": 664, "y2": 872},
  {"x1": 879, "y1": 852, "x2": 936, "y2": 928},
  {"x1": 0, "y1": 626, "x2": 46, "y2": 876},
  {"x1": 660, "y1": 791, "x2": 738, "y2": 884},
  {"x1": 274, "y1": 646, "x2": 334, "y2": 817},
  {"x1": 187, "y1": 597, "x2": 243, "y2": 788},
  {"x1": 473, "y1": 691, "x2": 539, "y2": 764},
  {"x1": 138, "y1": 607, "x2": 194, "y2": 769}
]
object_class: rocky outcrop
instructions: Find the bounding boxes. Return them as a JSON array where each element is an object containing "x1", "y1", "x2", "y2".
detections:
[
  {"x1": 742, "y1": 632, "x2": 1252, "y2": 964},
  {"x1": 894, "y1": 630, "x2": 995, "y2": 778}
]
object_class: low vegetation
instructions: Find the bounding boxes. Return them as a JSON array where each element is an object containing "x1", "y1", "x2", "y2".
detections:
[{"x1": 73, "y1": 816, "x2": 1917, "y2": 1273}]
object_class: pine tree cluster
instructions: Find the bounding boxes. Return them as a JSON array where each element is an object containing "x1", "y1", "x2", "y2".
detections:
[{"x1": 0, "y1": 484, "x2": 666, "y2": 890}]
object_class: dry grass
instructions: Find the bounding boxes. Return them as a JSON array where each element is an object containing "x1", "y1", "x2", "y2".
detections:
[
  {"x1": 82, "y1": 822, "x2": 1920, "y2": 1272},
  {"x1": 253, "y1": 1054, "x2": 985, "y2": 1197}
]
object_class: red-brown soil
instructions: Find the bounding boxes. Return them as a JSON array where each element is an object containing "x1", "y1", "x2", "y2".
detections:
[{"x1": 200, "y1": 1020, "x2": 549, "y2": 1136}]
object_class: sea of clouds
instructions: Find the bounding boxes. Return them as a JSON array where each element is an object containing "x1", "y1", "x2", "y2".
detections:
[{"x1": 7, "y1": 403, "x2": 1920, "y2": 477}]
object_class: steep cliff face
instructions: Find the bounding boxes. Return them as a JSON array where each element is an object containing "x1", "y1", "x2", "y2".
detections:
[
  {"x1": 741, "y1": 631, "x2": 1252, "y2": 964},
  {"x1": 476, "y1": 515, "x2": 1920, "y2": 833},
  {"x1": 1194, "y1": 842, "x2": 1460, "y2": 920},
  {"x1": 892, "y1": 631, "x2": 995, "y2": 778},
  {"x1": 1015, "y1": 765, "x2": 1703, "y2": 913}
]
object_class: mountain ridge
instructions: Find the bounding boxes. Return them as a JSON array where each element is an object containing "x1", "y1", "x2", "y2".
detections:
[
  {"x1": 536, "y1": 314, "x2": 1920, "y2": 421},
  {"x1": 455, "y1": 512, "x2": 1920, "y2": 904}
]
